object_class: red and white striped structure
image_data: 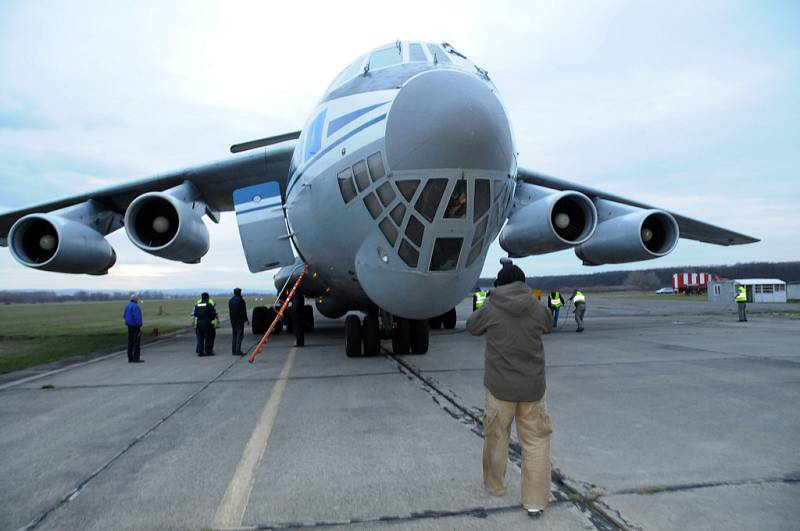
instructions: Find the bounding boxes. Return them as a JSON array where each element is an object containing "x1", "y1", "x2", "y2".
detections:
[{"x1": 673, "y1": 272, "x2": 714, "y2": 292}]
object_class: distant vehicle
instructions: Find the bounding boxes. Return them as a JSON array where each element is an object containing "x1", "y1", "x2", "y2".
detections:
[
  {"x1": 672, "y1": 272, "x2": 716, "y2": 294},
  {"x1": 656, "y1": 287, "x2": 675, "y2": 294}
]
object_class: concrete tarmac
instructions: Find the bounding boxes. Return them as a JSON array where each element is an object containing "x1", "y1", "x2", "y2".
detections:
[{"x1": 0, "y1": 296, "x2": 798, "y2": 530}]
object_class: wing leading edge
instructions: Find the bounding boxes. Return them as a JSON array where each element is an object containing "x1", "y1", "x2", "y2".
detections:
[
  {"x1": 517, "y1": 167, "x2": 759, "y2": 246},
  {"x1": 0, "y1": 141, "x2": 296, "y2": 246}
]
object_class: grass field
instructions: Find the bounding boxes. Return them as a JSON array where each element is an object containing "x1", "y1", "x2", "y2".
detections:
[{"x1": 0, "y1": 297, "x2": 268, "y2": 374}]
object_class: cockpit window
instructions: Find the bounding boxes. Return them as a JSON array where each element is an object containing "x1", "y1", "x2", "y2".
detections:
[
  {"x1": 444, "y1": 179, "x2": 467, "y2": 218},
  {"x1": 327, "y1": 55, "x2": 366, "y2": 92},
  {"x1": 409, "y1": 43, "x2": 427, "y2": 62},
  {"x1": 414, "y1": 179, "x2": 448, "y2": 222},
  {"x1": 427, "y1": 44, "x2": 452, "y2": 64},
  {"x1": 430, "y1": 238, "x2": 462, "y2": 271},
  {"x1": 303, "y1": 109, "x2": 326, "y2": 162},
  {"x1": 369, "y1": 46, "x2": 402, "y2": 71}
]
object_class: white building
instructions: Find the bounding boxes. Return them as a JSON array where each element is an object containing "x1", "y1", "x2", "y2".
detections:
[
  {"x1": 787, "y1": 281, "x2": 800, "y2": 301},
  {"x1": 708, "y1": 279, "x2": 787, "y2": 303}
]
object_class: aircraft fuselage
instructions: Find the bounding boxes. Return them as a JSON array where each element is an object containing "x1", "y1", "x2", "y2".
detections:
[{"x1": 284, "y1": 42, "x2": 517, "y2": 319}]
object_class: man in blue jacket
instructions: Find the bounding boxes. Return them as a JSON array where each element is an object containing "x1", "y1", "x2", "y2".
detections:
[{"x1": 123, "y1": 294, "x2": 144, "y2": 363}]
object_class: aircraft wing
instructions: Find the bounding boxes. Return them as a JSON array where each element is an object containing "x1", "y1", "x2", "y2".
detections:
[
  {"x1": 517, "y1": 167, "x2": 759, "y2": 245},
  {"x1": 0, "y1": 142, "x2": 295, "y2": 246}
]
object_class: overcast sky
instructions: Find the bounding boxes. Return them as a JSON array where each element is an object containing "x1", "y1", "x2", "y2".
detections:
[{"x1": 0, "y1": 0, "x2": 798, "y2": 291}]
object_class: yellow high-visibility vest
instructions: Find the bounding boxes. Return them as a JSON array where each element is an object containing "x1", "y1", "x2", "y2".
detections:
[
  {"x1": 549, "y1": 291, "x2": 562, "y2": 308},
  {"x1": 475, "y1": 290, "x2": 487, "y2": 309},
  {"x1": 573, "y1": 291, "x2": 586, "y2": 303},
  {"x1": 735, "y1": 286, "x2": 747, "y2": 303}
]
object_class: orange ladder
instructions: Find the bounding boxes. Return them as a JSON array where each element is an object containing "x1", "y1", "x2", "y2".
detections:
[{"x1": 248, "y1": 264, "x2": 308, "y2": 363}]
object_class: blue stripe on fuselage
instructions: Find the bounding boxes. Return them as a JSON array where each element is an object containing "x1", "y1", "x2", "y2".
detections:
[
  {"x1": 327, "y1": 102, "x2": 388, "y2": 138},
  {"x1": 286, "y1": 112, "x2": 388, "y2": 197}
]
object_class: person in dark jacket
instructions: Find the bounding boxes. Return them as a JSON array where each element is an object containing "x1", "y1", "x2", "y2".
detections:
[
  {"x1": 291, "y1": 287, "x2": 305, "y2": 347},
  {"x1": 467, "y1": 263, "x2": 553, "y2": 518},
  {"x1": 123, "y1": 294, "x2": 144, "y2": 363},
  {"x1": 193, "y1": 292, "x2": 218, "y2": 356},
  {"x1": 228, "y1": 288, "x2": 249, "y2": 355}
]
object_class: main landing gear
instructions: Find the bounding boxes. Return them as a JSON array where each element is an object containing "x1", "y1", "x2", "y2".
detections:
[{"x1": 345, "y1": 312, "x2": 429, "y2": 358}]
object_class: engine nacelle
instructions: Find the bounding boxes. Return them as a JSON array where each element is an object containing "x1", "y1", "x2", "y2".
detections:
[
  {"x1": 574, "y1": 200, "x2": 679, "y2": 265},
  {"x1": 315, "y1": 296, "x2": 350, "y2": 319},
  {"x1": 8, "y1": 214, "x2": 116, "y2": 274},
  {"x1": 124, "y1": 183, "x2": 209, "y2": 263},
  {"x1": 499, "y1": 183, "x2": 597, "y2": 256}
]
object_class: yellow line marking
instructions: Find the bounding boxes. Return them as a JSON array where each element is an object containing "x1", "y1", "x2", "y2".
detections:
[{"x1": 213, "y1": 347, "x2": 297, "y2": 529}]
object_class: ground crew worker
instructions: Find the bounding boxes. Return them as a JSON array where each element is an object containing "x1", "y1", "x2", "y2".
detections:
[
  {"x1": 569, "y1": 289, "x2": 586, "y2": 332},
  {"x1": 207, "y1": 296, "x2": 218, "y2": 353},
  {"x1": 193, "y1": 292, "x2": 217, "y2": 356},
  {"x1": 123, "y1": 293, "x2": 143, "y2": 363},
  {"x1": 735, "y1": 284, "x2": 748, "y2": 322},
  {"x1": 228, "y1": 288, "x2": 249, "y2": 355},
  {"x1": 466, "y1": 262, "x2": 553, "y2": 518},
  {"x1": 291, "y1": 287, "x2": 305, "y2": 347},
  {"x1": 547, "y1": 291, "x2": 565, "y2": 328},
  {"x1": 473, "y1": 288, "x2": 488, "y2": 311}
]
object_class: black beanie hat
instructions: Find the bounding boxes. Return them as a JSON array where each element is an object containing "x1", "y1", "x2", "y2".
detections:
[{"x1": 497, "y1": 264, "x2": 526, "y2": 286}]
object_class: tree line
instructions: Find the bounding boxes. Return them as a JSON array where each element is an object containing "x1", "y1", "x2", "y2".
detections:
[
  {"x1": 0, "y1": 290, "x2": 168, "y2": 304},
  {"x1": 479, "y1": 261, "x2": 800, "y2": 290}
]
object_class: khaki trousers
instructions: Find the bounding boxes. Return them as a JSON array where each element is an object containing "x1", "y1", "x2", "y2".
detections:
[{"x1": 483, "y1": 389, "x2": 553, "y2": 510}]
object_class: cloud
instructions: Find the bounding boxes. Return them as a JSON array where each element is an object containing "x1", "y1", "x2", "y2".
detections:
[{"x1": 0, "y1": 0, "x2": 798, "y2": 290}]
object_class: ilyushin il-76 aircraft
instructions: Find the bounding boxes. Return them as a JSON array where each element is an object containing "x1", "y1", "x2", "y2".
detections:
[{"x1": 0, "y1": 41, "x2": 758, "y2": 357}]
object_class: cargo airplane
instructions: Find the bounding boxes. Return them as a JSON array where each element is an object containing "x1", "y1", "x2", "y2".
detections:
[{"x1": 0, "y1": 41, "x2": 758, "y2": 357}]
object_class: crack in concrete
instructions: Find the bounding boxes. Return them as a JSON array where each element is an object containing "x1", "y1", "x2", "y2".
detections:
[
  {"x1": 225, "y1": 501, "x2": 546, "y2": 529},
  {"x1": 610, "y1": 475, "x2": 800, "y2": 496},
  {"x1": 383, "y1": 350, "x2": 628, "y2": 531},
  {"x1": 12, "y1": 371, "x2": 403, "y2": 391},
  {"x1": 20, "y1": 342, "x2": 257, "y2": 530}
]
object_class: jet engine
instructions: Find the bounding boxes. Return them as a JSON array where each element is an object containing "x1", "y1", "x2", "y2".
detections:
[
  {"x1": 499, "y1": 183, "x2": 597, "y2": 257},
  {"x1": 124, "y1": 182, "x2": 210, "y2": 263},
  {"x1": 8, "y1": 213, "x2": 116, "y2": 274},
  {"x1": 574, "y1": 200, "x2": 679, "y2": 265}
]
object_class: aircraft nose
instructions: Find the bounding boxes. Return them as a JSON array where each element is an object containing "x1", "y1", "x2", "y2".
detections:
[{"x1": 385, "y1": 69, "x2": 514, "y2": 173}]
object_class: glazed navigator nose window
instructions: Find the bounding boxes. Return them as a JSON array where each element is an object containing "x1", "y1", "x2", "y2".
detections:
[
  {"x1": 430, "y1": 238, "x2": 463, "y2": 271},
  {"x1": 414, "y1": 179, "x2": 447, "y2": 222},
  {"x1": 444, "y1": 179, "x2": 467, "y2": 218}
]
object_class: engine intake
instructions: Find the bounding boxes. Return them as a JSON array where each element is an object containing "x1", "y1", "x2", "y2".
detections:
[
  {"x1": 499, "y1": 183, "x2": 597, "y2": 257},
  {"x1": 124, "y1": 183, "x2": 209, "y2": 263},
  {"x1": 575, "y1": 201, "x2": 679, "y2": 265},
  {"x1": 8, "y1": 214, "x2": 116, "y2": 274}
]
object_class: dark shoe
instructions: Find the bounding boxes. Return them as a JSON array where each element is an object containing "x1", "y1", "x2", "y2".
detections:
[
  {"x1": 132, "y1": 359, "x2": 144, "y2": 363},
  {"x1": 576, "y1": 328, "x2": 584, "y2": 333},
  {"x1": 526, "y1": 508, "x2": 543, "y2": 519}
]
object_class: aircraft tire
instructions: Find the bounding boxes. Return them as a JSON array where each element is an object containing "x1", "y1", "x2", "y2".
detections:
[
  {"x1": 427, "y1": 316, "x2": 443, "y2": 330},
  {"x1": 264, "y1": 308, "x2": 282, "y2": 334},
  {"x1": 409, "y1": 319, "x2": 429, "y2": 355},
  {"x1": 362, "y1": 314, "x2": 380, "y2": 356},
  {"x1": 345, "y1": 314, "x2": 362, "y2": 357},
  {"x1": 303, "y1": 304, "x2": 315, "y2": 332},
  {"x1": 391, "y1": 317, "x2": 410, "y2": 355},
  {"x1": 442, "y1": 308, "x2": 457, "y2": 329},
  {"x1": 252, "y1": 306, "x2": 269, "y2": 335}
]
